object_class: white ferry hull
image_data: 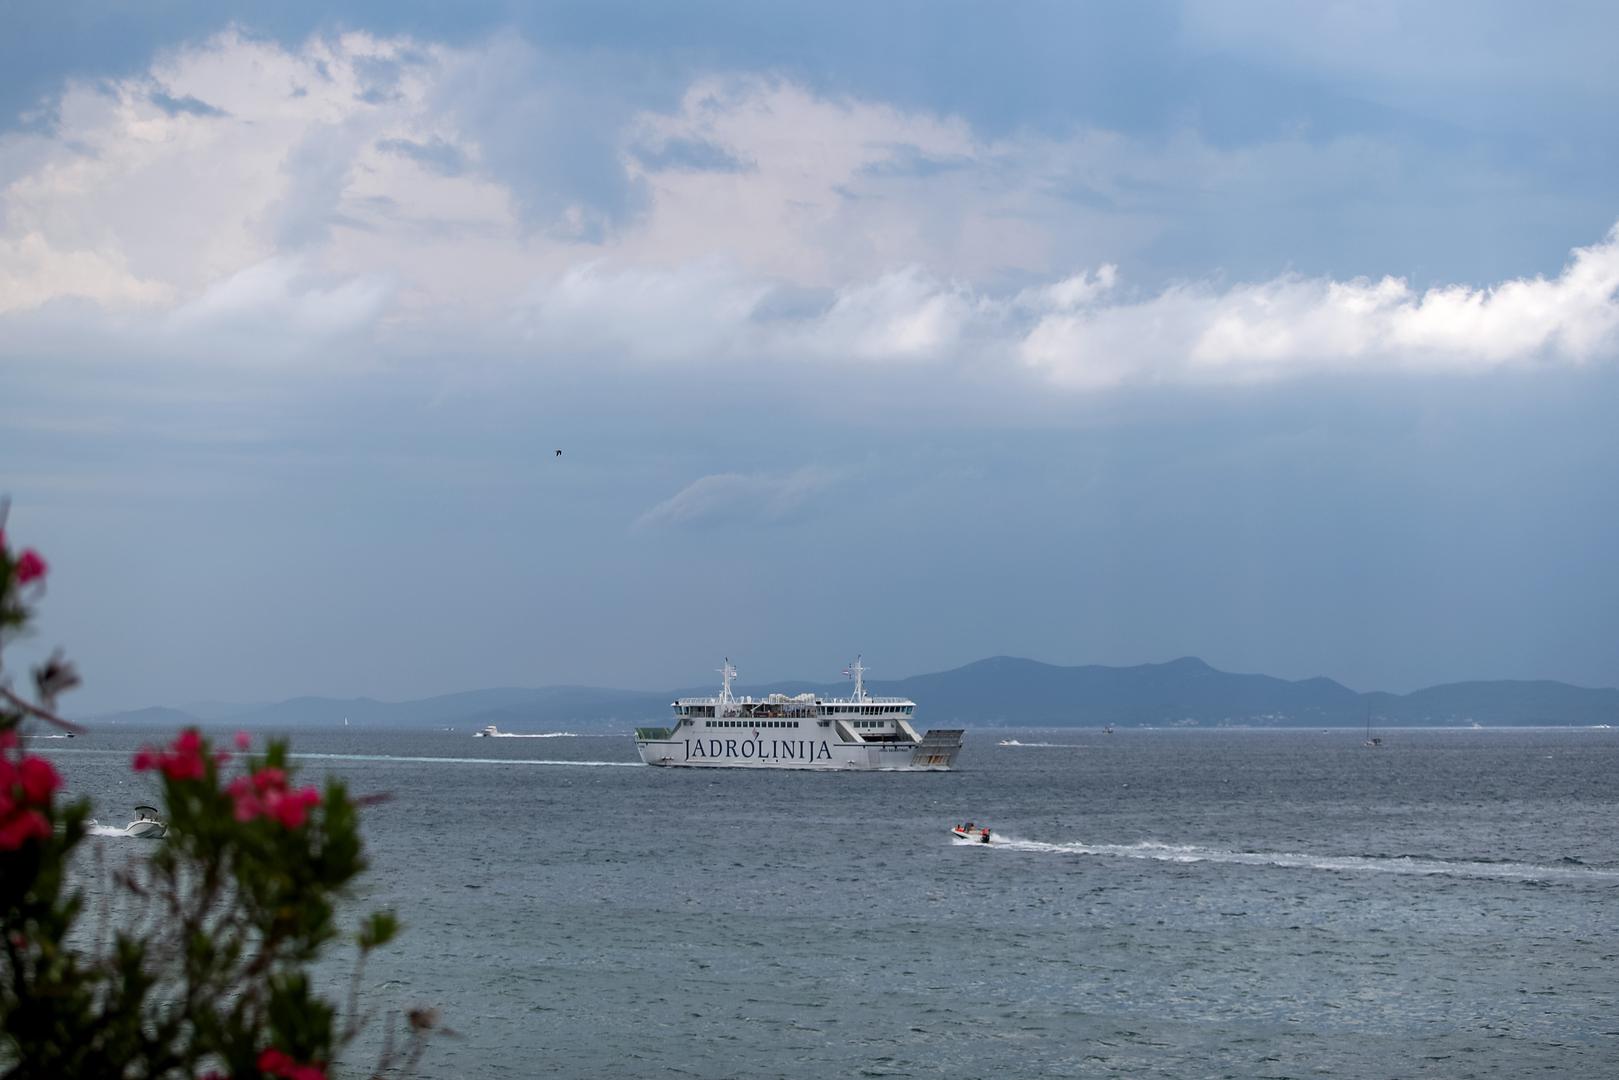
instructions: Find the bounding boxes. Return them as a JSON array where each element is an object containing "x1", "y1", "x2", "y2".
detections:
[
  {"x1": 639, "y1": 657, "x2": 964, "y2": 770},
  {"x1": 635, "y1": 734, "x2": 959, "y2": 770}
]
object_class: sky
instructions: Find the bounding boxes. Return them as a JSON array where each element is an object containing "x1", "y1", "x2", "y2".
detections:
[{"x1": 3, "y1": 1, "x2": 1618, "y2": 713}]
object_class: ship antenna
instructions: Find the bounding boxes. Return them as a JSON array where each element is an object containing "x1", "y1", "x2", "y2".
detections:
[
  {"x1": 719, "y1": 658, "x2": 736, "y2": 705},
  {"x1": 851, "y1": 655, "x2": 866, "y2": 702}
]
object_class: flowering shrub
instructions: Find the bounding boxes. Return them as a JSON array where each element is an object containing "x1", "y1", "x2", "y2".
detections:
[
  {"x1": 0, "y1": 505, "x2": 435, "y2": 1078},
  {"x1": 0, "y1": 731, "x2": 60, "y2": 849}
]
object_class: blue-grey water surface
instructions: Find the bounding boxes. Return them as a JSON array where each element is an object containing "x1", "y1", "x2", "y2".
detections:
[{"x1": 38, "y1": 726, "x2": 1619, "y2": 1078}]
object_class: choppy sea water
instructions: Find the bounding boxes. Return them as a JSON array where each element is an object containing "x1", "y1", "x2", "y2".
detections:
[{"x1": 37, "y1": 726, "x2": 1619, "y2": 1079}]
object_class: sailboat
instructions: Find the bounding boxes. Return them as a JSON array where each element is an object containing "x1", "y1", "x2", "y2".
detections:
[{"x1": 1364, "y1": 708, "x2": 1382, "y2": 748}]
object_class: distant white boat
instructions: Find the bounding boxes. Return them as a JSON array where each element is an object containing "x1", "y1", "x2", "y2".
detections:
[
  {"x1": 1364, "y1": 709, "x2": 1383, "y2": 748},
  {"x1": 475, "y1": 724, "x2": 499, "y2": 737},
  {"x1": 951, "y1": 823, "x2": 994, "y2": 844}
]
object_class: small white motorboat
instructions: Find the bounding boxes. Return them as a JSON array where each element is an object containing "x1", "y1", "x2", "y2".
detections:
[
  {"x1": 951, "y1": 823, "x2": 994, "y2": 845},
  {"x1": 123, "y1": 806, "x2": 167, "y2": 839},
  {"x1": 475, "y1": 724, "x2": 500, "y2": 737}
]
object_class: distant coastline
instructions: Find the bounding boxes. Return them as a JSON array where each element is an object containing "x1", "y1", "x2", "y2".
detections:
[{"x1": 78, "y1": 656, "x2": 1619, "y2": 732}]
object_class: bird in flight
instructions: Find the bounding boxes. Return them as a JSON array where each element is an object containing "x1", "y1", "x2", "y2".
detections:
[{"x1": 554, "y1": 449, "x2": 562, "y2": 457}]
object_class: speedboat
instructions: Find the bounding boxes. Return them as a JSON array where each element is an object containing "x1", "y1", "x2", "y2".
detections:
[
  {"x1": 475, "y1": 724, "x2": 500, "y2": 737},
  {"x1": 951, "y1": 823, "x2": 993, "y2": 844},
  {"x1": 123, "y1": 806, "x2": 167, "y2": 839}
]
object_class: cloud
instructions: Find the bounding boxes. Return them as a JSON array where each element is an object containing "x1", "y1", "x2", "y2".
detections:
[
  {"x1": 518, "y1": 258, "x2": 773, "y2": 364},
  {"x1": 636, "y1": 467, "x2": 838, "y2": 530},
  {"x1": 1018, "y1": 224, "x2": 1619, "y2": 387},
  {"x1": 148, "y1": 90, "x2": 228, "y2": 118},
  {"x1": 0, "y1": 231, "x2": 173, "y2": 312},
  {"x1": 163, "y1": 256, "x2": 393, "y2": 354},
  {"x1": 514, "y1": 224, "x2": 1619, "y2": 387},
  {"x1": 1, "y1": 31, "x2": 1617, "y2": 391},
  {"x1": 630, "y1": 135, "x2": 752, "y2": 174},
  {"x1": 375, "y1": 135, "x2": 466, "y2": 177}
]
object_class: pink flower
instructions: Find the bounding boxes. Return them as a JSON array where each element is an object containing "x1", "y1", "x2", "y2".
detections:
[
  {"x1": 227, "y1": 775, "x2": 261, "y2": 822},
  {"x1": 132, "y1": 729, "x2": 209, "y2": 783},
  {"x1": 0, "y1": 742, "x2": 60, "y2": 850},
  {"x1": 257, "y1": 1047, "x2": 327, "y2": 1080},
  {"x1": 251, "y1": 767, "x2": 286, "y2": 794},
  {"x1": 235, "y1": 730, "x2": 252, "y2": 751},
  {"x1": 229, "y1": 767, "x2": 320, "y2": 829},
  {"x1": 18, "y1": 756, "x2": 60, "y2": 802},
  {"x1": 14, "y1": 549, "x2": 47, "y2": 584},
  {"x1": 257, "y1": 1048, "x2": 295, "y2": 1074},
  {"x1": 269, "y1": 787, "x2": 321, "y2": 829},
  {"x1": 0, "y1": 808, "x2": 50, "y2": 850}
]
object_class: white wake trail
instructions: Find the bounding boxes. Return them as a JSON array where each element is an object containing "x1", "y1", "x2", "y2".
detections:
[
  {"x1": 292, "y1": 752, "x2": 641, "y2": 768},
  {"x1": 976, "y1": 836, "x2": 1619, "y2": 883}
]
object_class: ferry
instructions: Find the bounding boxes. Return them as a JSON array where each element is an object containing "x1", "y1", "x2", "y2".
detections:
[{"x1": 634, "y1": 658, "x2": 964, "y2": 770}]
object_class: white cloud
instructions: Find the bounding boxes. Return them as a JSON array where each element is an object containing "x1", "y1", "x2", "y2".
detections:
[
  {"x1": 164, "y1": 256, "x2": 393, "y2": 351},
  {"x1": 517, "y1": 258, "x2": 772, "y2": 365},
  {"x1": 0, "y1": 231, "x2": 173, "y2": 312},
  {"x1": 514, "y1": 225, "x2": 1619, "y2": 388},
  {"x1": 1, "y1": 29, "x2": 1617, "y2": 391},
  {"x1": 636, "y1": 467, "x2": 838, "y2": 530},
  {"x1": 1020, "y1": 223, "x2": 1619, "y2": 387}
]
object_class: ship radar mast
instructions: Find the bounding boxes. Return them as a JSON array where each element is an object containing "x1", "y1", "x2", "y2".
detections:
[
  {"x1": 718, "y1": 658, "x2": 737, "y2": 705},
  {"x1": 847, "y1": 655, "x2": 867, "y2": 702}
]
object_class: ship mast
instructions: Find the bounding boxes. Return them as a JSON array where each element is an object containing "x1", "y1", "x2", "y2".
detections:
[
  {"x1": 718, "y1": 658, "x2": 737, "y2": 707},
  {"x1": 848, "y1": 655, "x2": 867, "y2": 702}
]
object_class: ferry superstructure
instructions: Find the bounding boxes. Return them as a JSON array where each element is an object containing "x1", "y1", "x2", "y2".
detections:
[{"x1": 634, "y1": 658, "x2": 963, "y2": 770}]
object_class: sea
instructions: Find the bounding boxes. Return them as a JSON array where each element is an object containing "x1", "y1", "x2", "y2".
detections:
[{"x1": 33, "y1": 725, "x2": 1619, "y2": 1079}]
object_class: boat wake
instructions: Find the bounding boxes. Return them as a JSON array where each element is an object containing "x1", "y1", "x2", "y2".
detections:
[
  {"x1": 292, "y1": 752, "x2": 640, "y2": 768},
  {"x1": 978, "y1": 836, "x2": 1619, "y2": 883},
  {"x1": 484, "y1": 731, "x2": 579, "y2": 738},
  {"x1": 997, "y1": 740, "x2": 1087, "y2": 748},
  {"x1": 88, "y1": 824, "x2": 138, "y2": 838}
]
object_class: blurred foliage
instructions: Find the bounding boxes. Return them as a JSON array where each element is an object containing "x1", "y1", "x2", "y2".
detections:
[{"x1": 1, "y1": 505, "x2": 436, "y2": 1078}]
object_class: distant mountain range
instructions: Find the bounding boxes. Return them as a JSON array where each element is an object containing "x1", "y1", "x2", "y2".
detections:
[{"x1": 81, "y1": 656, "x2": 1619, "y2": 732}]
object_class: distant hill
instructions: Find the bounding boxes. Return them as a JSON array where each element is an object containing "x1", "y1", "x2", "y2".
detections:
[
  {"x1": 93, "y1": 705, "x2": 204, "y2": 728},
  {"x1": 85, "y1": 657, "x2": 1619, "y2": 730}
]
